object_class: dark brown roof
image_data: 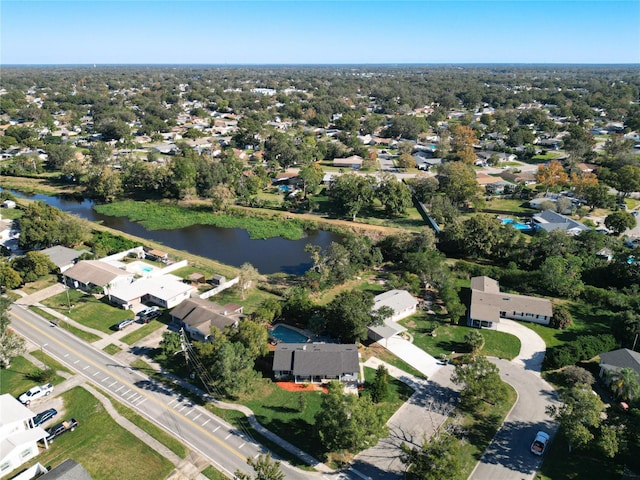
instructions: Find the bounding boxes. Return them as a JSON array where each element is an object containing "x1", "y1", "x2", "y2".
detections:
[
  {"x1": 170, "y1": 298, "x2": 239, "y2": 333},
  {"x1": 272, "y1": 343, "x2": 359, "y2": 377}
]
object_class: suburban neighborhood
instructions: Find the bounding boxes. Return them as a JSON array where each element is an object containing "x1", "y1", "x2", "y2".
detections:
[{"x1": 1, "y1": 60, "x2": 639, "y2": 480}]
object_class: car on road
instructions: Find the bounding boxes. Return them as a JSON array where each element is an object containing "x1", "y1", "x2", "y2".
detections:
[
  {"x1": 45, "y1": 418, "x2": 78, "y2": 442},
  {"x1": 530, "y1": 430, "x2": 550, "y2": 455},
  {"x1": 33, "y1": 408, "x2": 58, "y2": 427},
  {"x1": 19, "y1": 383, "x2": 53, "y2": 406},
  {"x1": 116, "y1": 318, "x2": 135, "y2": 330}
]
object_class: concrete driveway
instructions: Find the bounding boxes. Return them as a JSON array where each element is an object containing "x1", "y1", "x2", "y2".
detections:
[
  {"x1": 495, "y1": 319, "x2": 547, "y2": 373},
  {"x1": 383, "y1": 336, "x2": 442, "y2": 378}
]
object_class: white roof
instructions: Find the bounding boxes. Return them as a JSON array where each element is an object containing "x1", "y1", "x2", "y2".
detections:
[
  {"x1": 373, "y1": 290, "x2": 418, "y2": 314},
  {"x1": 368, "y1": 318, "x2": 407, "y2": 340},
  {"x1": 0, "y1": 394, "x2": 34, "y2": 427},
  {"x1": 109, "y1": 274, "x2": 193, "y2": 302}
]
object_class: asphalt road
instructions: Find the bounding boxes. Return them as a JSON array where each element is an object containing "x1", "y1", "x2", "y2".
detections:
[
  {"x1": 468, "y1": 358, "x2": 559, "y2": 480},
  {"x1": 9, "y1": 304, "x2": 346, "y2": 480}
]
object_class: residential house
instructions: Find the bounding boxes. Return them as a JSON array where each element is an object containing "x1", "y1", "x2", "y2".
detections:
[
  {"x1": 333, "y1": 155, "x2": 363, "y2": 169},
  {"x1": 367, "y1": 290, "x2": 416, "y2": 345},
  {"x1": 170, "y1": 297, "x2": 243, "y2": 341},
  {"x1": 0, "y1": 394, "x2": 49, "y2": 477},
  {"x1": 598, "y1": 348, "x2": 640, "y2": 386},
  {"x1": 532, "y1": 210, "x2": 589, "y2": 235},
  {"x1": 40, "y1": 246, "x2": 89, "y2": 273},
  {"x1": 108, "y1": 274, "x2": 194, "y2": 310},
  {"x1": 272, "y1": 343, "x2": 359, "y2": 384},
  {"x1": 500, "y1": 170, "x2": 537, "y2": 185},
  {"x1": 467, "y1": 276, "x2": 553, "y2": 329},
  {"x1": 37, "y1": 459, "x2": 93, "y2": 480},
  {"x1": 485, "y1": 180, "x2": 515, "y2": 195},
  {"x1": 62, "y1": 260, "x2": 134, "y2": 294}
]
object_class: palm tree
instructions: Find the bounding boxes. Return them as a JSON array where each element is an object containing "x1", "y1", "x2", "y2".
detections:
[{"x1": 606, "y1": 367, "x2": 640, "y2": 402}]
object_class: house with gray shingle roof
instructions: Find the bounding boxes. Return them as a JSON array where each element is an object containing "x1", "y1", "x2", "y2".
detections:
[
  {"x1": 62, "y1": 260, "x2": 134, "y2": 294},
  {"x1": 467, "y1": 276, "x2": 553, "y2": 330},
  {"x1": 272, "y1": 343, "x2": 359, "y2": 384},
  {"x1": 599, "y1": 348, "x2": 640, "y2": 383},
  {"x1": 40, "y1": 246, "x2": 89, "y2": 273},
  {"x1": 532, "y1": 210, "x2": 589, "y2": 235},
  {"x1": 170, "y1": 297, "x2": 242, "y2": 341}
]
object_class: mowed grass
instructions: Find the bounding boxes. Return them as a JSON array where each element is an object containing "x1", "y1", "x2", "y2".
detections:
[
  {"x1": 102, "y1": 343, "x2": 122, "y2": 355},
  {"x1": 97, "y1": 388, "x2": 189, "y2": 459},
  {"x1": 401, "y1": 313, "x2": 521, "y2": 360},
  {"x1": 209, "y1": 287, "x2": 279, "y2": 315},
  {"x1": 483, "y1": 198, "x2": 537, "y2": 213},
  {"x1": 456, "y1": 382, "x2": 518, "y2": 476},
  {"x1": 119, "y1": 316, "x2": 167, "y2": 346},
  {"x1": 361, "y1": 367, "x2": 415, "y2": 420},
  {"x1": 0, "y1": 356, "x2": 65, "y2": 397},
  {"x1": 201, "y1": 466, "x2": 228, "y2": 480},
  {"x1": 42, "y1": 290, "x2": 133, "y2": 334},
  {"x1": 20, "y1": 274, "x2": 59, "y2": 294},
  {"x1": 31, "y1": 305, "x2": 103, "y2": 343},
  {"x1": 30, "y1": 350, "x2": 73, "y2": 376},
  {"x1": 15, "y1": 386, "x2": 174, "y2": 480}
]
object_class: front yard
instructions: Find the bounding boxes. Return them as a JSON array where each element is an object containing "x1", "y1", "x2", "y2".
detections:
[{"x1": 41, "y1": 289, "x2": 133, "y2": 333}]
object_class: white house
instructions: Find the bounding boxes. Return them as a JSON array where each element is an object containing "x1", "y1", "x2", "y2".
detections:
[
  {"x1": 108, "y1": 274, "x2": 194, "y2": 310},
  {"x1": 372, "y1": 290, "x2": 418, "y2": 322},
  {"x1": 0, "y1": 394, "x2": 49, "y2": 477},
  {"x1": 62, "y1": 260, "x2": 134, "y2": 294}
]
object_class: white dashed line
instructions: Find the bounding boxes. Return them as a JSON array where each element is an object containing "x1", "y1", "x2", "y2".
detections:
[
  {"x1": 168, "y1": 399, "x2": 178, "y2": 407},
  {"x1": 64, "y1": 353, "x2": 69, "y2": 357},
  {"x1": 73, "y1": 360, "x2": 79, "y2": 364},
  {"x1": 212, "y1": 426, "x2": 220, "y2": 433},
  {"x1": 193, "y1": 414, "x2": 201, "y2": 421},
  {"x1": 202, "y1": 419, "x2": 210, "y2": 427},
  {"x1": 101, "y1": 376, "x2": 110, "y2": 383},
  {"x1": 136, "y1": 398, "x2": 146, "y2": 407},
  {"x1": 239, "y1": 442, "x2": 245, "y2": 449},
  {"x1": 93, "y1": 371, "x2": 100, "y2": 376},
  {"x1": 224, "y1": 433, "x2": 232, "y2": 440},
  {"x1": 115, "y1": 386, "x2": 124, "y2": 393},
  {"x1": 179, "y1": 405, "x2": 186, "y2": 412},
  {"x1": 83, "y1": 365, "x2": 90, "y2": 370},
  {"x1": 184, "y1": 410, "x2": 192, "y2": 417},
  {"x1": 109, "y1": 381, "x2": 117, "y2": 387},
  {"x1": 127, "y1": 392, "x2": 137, "y2": 400},
  {"x1": 122, "y1": 389, "x2": 130, "y2": 396}
]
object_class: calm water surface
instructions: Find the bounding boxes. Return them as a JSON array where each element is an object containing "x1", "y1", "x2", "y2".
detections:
[{"x1": 5, "y1": 190, "x2": 340, "y2": 275}]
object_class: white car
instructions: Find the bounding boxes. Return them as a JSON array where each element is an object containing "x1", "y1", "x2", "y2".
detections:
[
  {"x1": 530, "y1": 431, "x2": 550, "y2": 455},
  {"x1": 19, "y1": 383, "x2": 54, "y2": 406}
]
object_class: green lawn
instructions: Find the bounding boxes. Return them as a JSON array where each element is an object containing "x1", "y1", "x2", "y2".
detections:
[
  {"x1": 361, "y1": 366, "x2": 415, "y2": 420},
  {"x1": 103, "y1": 343, "x2": 122, "y2": 355},
  {"x1": 42, "y1": 290, "x2": 133, "y2": 333},
  {"x1": 97, "y1": 388, "x2": 189, "y2": 459},
  {"x1": 401, "y1": 313, "x2": 521, "y2": 360},
  {"x1": 29, "y1": 305, "x2": 104, "y2": 343},
  {"x1": 0, "y1": 356, "x2": 65, "y2": 397},
  {"x1": 456, "y1": 382, "x2": 518, "y2": 477},
  {"x1": 201, "y1": 466, "x2": 228, "y2": 480},
  {"x1": 21, "y1": 274, "x2": 59, "y2": 294},
  {"x1": 119, "y1": 318, "x2": 166, "y2": 346},
  {"x1": 208, "y1": 287, "x2": 279, "y2": 315},
  {"x1": 30, "y1": 350, "x2": 73, "y2": 376},
  {"x1": 482, "y1": 198, "x2": 537, "y2": 213},
  {"x1": 10, "y1": 387, "x2": 174, "y2": 480}
]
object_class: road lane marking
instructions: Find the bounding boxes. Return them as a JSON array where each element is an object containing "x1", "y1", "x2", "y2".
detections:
[
  {"x1": 9, "y1": 307, "x2": 248, "y2": 463},
  {"x1": 73, "y1": 360, "x2": 79, "y2": 364},
  {"x1": 102, "y1": 376, "x2": 110, "y2": 383},
  {"x1": 168, "y1": 399, "x2": 178, "y2": 406},
  {"x1": 225, "y1": 433, "x2": 232, "y2": 440},
  {"x1": 184, "y1": 410, "x2": 192, "y2": 417},
  {"x1": 239, "y1": 442, "x2": 245, "y2": 449},
  {"x1": 83, "y1": 365, "x2": 90, "y2": 370},
  {"x1": 193, "y1": 414, "x2": 201, "y2": 421},
  {"x1": 109, "y1": 381, "x2": 117, "y2": 387},
  {"x1": 179, "y1": 405, "x2": 186, "y2": 412},
  {"x1": 63, "y1": 353, "x2": 69, "y2": 357},
  {"x1": 212, "y1": 426, "x2": 220, "y2": 433},
  {"x1": 115, "y1": 385, "x2": 124, "y2": 392},
  {"x1": 128, "y1": 392, "x2": 138, "y2": 400},
  {"x1": 93, "y1": 371, "x2": 100, "y2": 376},
  {"x1": 136, "y1": 398, "x2": 146, "y2": 407},
  {"x1": 122, "y1": 389, "x2": 130, "y2": 396},
  {"x1": 202, "y1": 419, "x2": 209, "y2": 427}
]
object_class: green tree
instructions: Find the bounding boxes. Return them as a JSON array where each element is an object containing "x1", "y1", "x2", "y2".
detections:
[
  {"x1": 44, "y1": 143, "x2": 75, "y2": 170},
  {"x1": 451, "y1": 356, "x2": 507, "y2": 409},
  {"x1": 400, "y1": 432, "x2": 462, "y2": 480},
  {"x1": 159, "y1": 331, "x2": 182, "y2": 357},
  {"x1": 551, "y1": 304, "x2": 573, "y2": 329},
  {"x1": 377, "y1": 174, "x2": 412, "y2": 216},
  {"x1": 539, "y1": 255, "x2": 584, "y2": 298},
  {"x1": 547, "y1": 386, "x2": 605, "y2": 452},
  {"x1": 0, "y1": 297, "x2": 25, "y2": 369},
  {"x1": 325, "y1": 290, "x2": 376, "y2": 343},
  {"x1": 604, "y1": 211, "x2": 636, "y2": 236},
  {"x1": 251, "y1": 298, "x2": 282, "y2": 324},
  {"x1": 235, "y1": 453, "x2": 284, "y2": 480},
  {"x1": 298, "y1": 162, "x2": 324, "y2": 198},
  {"x1": 605, "y1": 367, "x2": 640, "y2": 402},
  {"x1": 11, "y1": 251, "x2": 56, "y2": 283},
  {"x1": 329, "y1": 173, "x2": 376, "y2": 221},
  {"x1": 370, "y1": 365, "x2": 389, "y2": 403},
  {"x1": 85, "y1": 166, "x2": 123, "y2": 202},
  {"x1": 437, "y1": 161, "x2": 482, "y2": 205},
  {"x1": 89, "y1": 141, "x2": 113, "y2": 165},
  {"x1": 229, "y1": 319, "x2": 269, "y2": 359},
  {"x1": 608, "y1": 165, "x2": 640, "y2": 199},
  {"x1": 0, "y1": 262, "x2": 22, "y2": 290},
  {"x1": 464, "y1": 330, "x2": 485, "y2": 355},
  {"x1": 559, "y1": 366, "x2": 594, "y2": 388}
]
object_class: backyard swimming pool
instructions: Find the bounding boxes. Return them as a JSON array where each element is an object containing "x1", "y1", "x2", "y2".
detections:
[
  {"x1": 270, "y1": 325, "x2": 310, "y2": 343},
  {"x1": 501, "y1": 218, "x2": 533, "y2": 232}
]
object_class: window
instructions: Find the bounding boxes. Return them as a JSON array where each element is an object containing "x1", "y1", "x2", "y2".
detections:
[
  {"x1": 1, "y1": 462, "x2": 10, "y2": 472},
  {"x1": 20, "y1": 447, "x2": 32, "y2": 459}
]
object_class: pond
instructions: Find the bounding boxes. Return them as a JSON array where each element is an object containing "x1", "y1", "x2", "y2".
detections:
[{"x1": 3, "y1": 189, "x2": 342, "y2": 275}]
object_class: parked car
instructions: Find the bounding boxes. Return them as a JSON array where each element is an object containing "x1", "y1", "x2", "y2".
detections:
[
  {"x1": 19, "y1": 383, "x2": 54, "y2": 406},
  {"x1": 46, "y1": 418, "x2": 78, "y2": 442},
  {"x1": 138, "y1": 306, "x2": 162, "y2": 322},
  {"x1": 530, "y1": 431, "x2": 550, "y2": 455},
  {"x1": 116, "y1": 318, "x2": 135, "y2": 330},
  {"x1": 33, "y1": 408, "x2": 58, "y2": 427}
]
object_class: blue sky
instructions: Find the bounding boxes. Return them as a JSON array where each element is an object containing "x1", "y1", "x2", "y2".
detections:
[{"x1": 2, "y1": 1, "x2": 639, "y2": 64}]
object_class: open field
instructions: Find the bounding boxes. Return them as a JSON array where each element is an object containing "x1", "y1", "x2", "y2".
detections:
[{"x1": 0, "y1": 355, "x2": 66, "y2": 397}]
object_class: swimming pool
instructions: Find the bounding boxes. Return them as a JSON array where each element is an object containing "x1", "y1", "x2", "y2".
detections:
[
  {"x1": 270, "y1": 325, "x2": 310, "y2": 343},
  {"x1": 501, "y1": 218, "x2": 533, "y2": 231}
]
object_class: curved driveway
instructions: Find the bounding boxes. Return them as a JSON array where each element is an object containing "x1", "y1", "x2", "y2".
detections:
[{"x1": 469, "y1": 322, "x2": 558, "y2": 479}]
